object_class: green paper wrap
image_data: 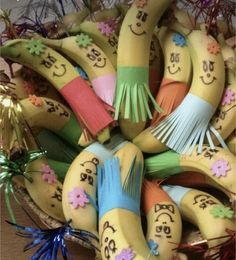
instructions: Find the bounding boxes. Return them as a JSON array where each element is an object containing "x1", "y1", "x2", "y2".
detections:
[
  {"x1": 114, "y1": 66, "x2": 162, "y2": 123},
  {"x1": 47, "y1": 159, "x2": 70, "y2": 183}
]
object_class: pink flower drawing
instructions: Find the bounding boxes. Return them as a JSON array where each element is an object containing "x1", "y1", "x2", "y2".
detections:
[
  {"x1": 211, "y1": 159, "x2": 231, "y2": 178},
  {"x1": 221, "y1": 88, "x2": 235, "y2": 106},
  {"x1": 68, "y1": 187, "x2": 89, "y2": 209},
  {"x1": 97, "y1": 22, "x2": 114, "y2": 36},
  {"x1": 42, "y1": 173, "x2": 57, "y2": 184}
]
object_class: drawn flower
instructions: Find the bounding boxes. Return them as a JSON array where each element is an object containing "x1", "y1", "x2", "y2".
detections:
[
  {"x1": 207, "y1": 42, "x2": 221, "y2": 55},
  {"x1": 75, "y1": 66, "x2": 88, "y2": 80},
  {"x1": 211, "y1": 159, "x2": 231, "y2": 178},
  {"x1": 41, "y1": 164, "x2": 54, "y2": 174},
  {"x1": 28, "y1": 94, "x2": 43, "y2": 107},
  {"x1": 210, "y1": 205, "x2": 234, "y2": 219},
  {"x1": 115, "y1": 248, "x2": 136, "y2": 260},
  {"x1": 147, "y1": 239, "x2": 159, "y2": 256},
  {"x1": 68, "y1": 187, "x2": 89, "y2": 209},
  {"x1": 75, "y1": 33, "x2": 93, "y2": 48},
  {"x1": 221, "y1": 88, "x2": 235, "y2": 106},
  {"x1": 173, "y1": 33, "x2": 187, "y2": 47},
  {"x1": 26, "y1": 39, "x2": 46, "y2": 55},
  {"x1": 42, "y1": 173, "x2": 57, "y2": 184},
  {"x1": 135, "y1": 0, "x2": 148, "y2": 8},
  {"x1": 97, "y1": 22, "x2": 114, "y2": 37}
]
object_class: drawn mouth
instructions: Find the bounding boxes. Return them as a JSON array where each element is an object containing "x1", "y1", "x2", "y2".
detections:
[
  {"x1": 167, "y1": 66, "x2": 181, "y2": 75},
  {"x1": 52, "y1": 64, "x2": 67, "y2": 77},
  {"x1": 94, "y1": 58, "x2": 107, "y2": 68},
  {"x1": 200, "y1": 76, "x2": 216, "y2": 85},
  {"x1": 128, "y1": 24, "x2": 146, "y2": 36}
]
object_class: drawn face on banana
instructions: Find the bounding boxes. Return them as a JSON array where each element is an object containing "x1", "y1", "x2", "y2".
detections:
[
  {"x1": 128, "y1": 7, "x2": 149, "y2": 37},
  {"x1": 154, "y1": 203, "x2": 175, "y2": 239},
  {"x1": 192, "y1": 194, "x2": 218, "y2": 210},
  {"x1": 79, "y1": 157, "x2": 99, "y2": 186},
  {"x1": 86, "y1": 46, "x2": 107, "y2": 69},
  {"x1": 40, "y1": 52, "x2": 67, "y2": 77},
  {"x1": 100, "y1": 220, "x2": 118, "y2": 259},
  {"x1": 199, "y1": 60, "x2": 217, "y2": 85}
]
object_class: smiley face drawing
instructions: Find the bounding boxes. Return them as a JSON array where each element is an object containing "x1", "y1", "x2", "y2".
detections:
[
  {"x1": 154, "y1": 203, "x2": 175, "y2": 239},
  {"x1": 193, "y1": 194, "x2": 218, "y2": 210},
  {"x1": 200, "y1": 60, "x2": 217, "y2": 85},
  {"x1": 86, "y1": 48, "x2": 107, "y2": 68},
  {"x1": 167, "y1": 52, "x2": 181, "y2": 75},
  {"x1": 128, "y1": 10, "x2": 148, "y2": 36},
  {"x1": 41, "y1": 53, "x2": 67, "y2": 77},
  {"x1": 100, "y1": 221, "x2": 118, "y2": 259}
]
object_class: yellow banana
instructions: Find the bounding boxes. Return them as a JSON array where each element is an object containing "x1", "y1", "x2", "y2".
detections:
[
  {"x1": 79, "y1": 21, "x2": 118, "y2": 68},
  {"x1": 210, "y1": 37, "x2": 236, "y2": 142},
  {"x1": 25, "y1": 156, "x2": 65, "y2": 222},
  {"x1": 40, "y1": 34, "x2": 116, "y2": 106},
  {"x1": 62, "y1": 135, "x2": 127, "y2": 239},
  {"x1": 133, "y1": 27, "x2": 191, "y2": 151},
  {"x1": 145, "y1": 145, "x2": 236, "y2": 203},
  {"x1": 148, "y1": 24, "x2": 226, "y2": 154},
  {"x1": 97, "y1": 156, "x2": 158, "y2": 259},
  {"x1": 226, "y1": 131, "x2": 236, "y2": 155},
  {"x1": 20, "y1": 96, "x2": 82, "y2": 151},
  {"x1": 0, "y1": 39, "x2": 113, "y2": 141},
  {"x1": 163, "y1": 185, "x2": 235, "y2": 248},
  {"x1": 142, "y1": 180, "x2": 183, "y2": 260},
  {"x1": 115, "y1": 0, "x2": 173, "y2": 139},
  {"x1": 87, "y1": 7, "x2": 121, "y2": 23}
]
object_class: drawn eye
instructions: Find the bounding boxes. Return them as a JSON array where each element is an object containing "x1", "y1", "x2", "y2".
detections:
[
  {"x1": 164, "y1": 226, "x2": 171, "y2": 234},
  {"x1": 105, "y1": 237, "x2": 109, "y2": 243},
  {"x1": 136, "y1": 11, "x2": 142, "y2": 19},
  {"x1": 170, "y1": 53, "x2": 175, "y2": 63},
  {"x1": 175, "y1": 54, "x2": 180, "y2": 63},
  {"x1": 104, "y1": 246, "x2": 110, "y2": 259},
  {"x1": 91, "y1": 49, "x2": 101, "y2": 57},
  {"x1": 87, "y1": 53, "x2": 96, "y2": 61},
  {"x1": 108, "y1": 240, "x2": 117, "y2": 253},
  {"x1": 142, "y1": 13, "x2": 148, "y2": 22},
  {"x1": 156, "y1": 226, "x2": 162, "y2": 233},
  {"x1": 203, "y1": 61, "x2": 208, "y2": 72},
  {"x1": 209, "y1": 61, "x2": 215, "y2": 72}
]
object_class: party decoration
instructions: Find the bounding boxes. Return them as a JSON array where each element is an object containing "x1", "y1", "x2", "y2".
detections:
[
  {"x1": 26, "y1": 39, "x2": 46, "y2": 55},
  {"x1": 97, "y1": 22, "x2": 114, "y2": 36},
  {"x1": 221, "y1": 88, "x2": 235, "y2": 106},
  {"x1": 28, "y1": 94, "x2": 43, "y2": 107},
  {"x1": 68, "y1": 187, "x2": 89, "y2": 209},
  {"x1": 115, "y1": 248, "x2": 136, "y2": 260},
  {"x1": 211, "y1": 159, "x2": 231, "y2": 178},
  {"x1": 135, "y1": 0, "x2": 148, "y2": 8},
  {"x1": 207, "y1": 42, "x2": 221, "y2": 55},
  {"x1": 75, "y1": 33, "x2": 93, "y2": 48},
  {"x1": 147, "y1": 239, "x2": 159, "y2": 256},
  {"x1": 172, "y1": 33, "x2": 187, "y2": 47}
]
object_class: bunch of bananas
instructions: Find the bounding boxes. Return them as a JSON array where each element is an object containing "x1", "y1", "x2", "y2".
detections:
[{"x1": 0, "y1": 0, "x2": 235, "y2": 259}]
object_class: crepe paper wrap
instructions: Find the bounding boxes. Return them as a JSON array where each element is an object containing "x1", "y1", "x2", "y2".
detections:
[
  {"x1": 151, "y1": 78, "x2": 189, "y2": 126},
  {"x1": 145, "y1": 150, "x2": 182, "y2": 179},
  {"x1": 97, "y1": 157, "x2": 143, "y2": 219},
  {"x1": 142, "y1": 180, "x2": 174, "y2": 215},
  {"x1": 7, "y1": 219, "x2": 99, "y2": 260},
  {"x1": 59, "y1": 76, "x2": 113, "y2": 137},
  {"x1": 147, "y1": 239, "x2": 159, "y2": 256},
  {"x1": 115, "y1": 248, "x2": 136, "y2": 260},
  {"x1": 91, "y1": 74, "x2": 116, "y2": 106},
  {"x1": 150, "y1": 93, "x2": 227, "y2": 154},
  {"x1": 162, "y1": 185, "x2": 191, "y2": 207},
  {"x1": 26, "y1": 39, "x2": 46, "y2": 55},
  {"x1": 211, "y1": 159, "x2": 231, "y2": 178},
  {"x1": 85, "y1": 142, "x2": 114, "y2": 162},
  {"x1": 47, "y1": 159, "x2": 70, "y2": 183},
  {"x1": 114, "y1": 66, "x2": 162, "y2": 122},
  {"x1": 209, "y1": 205, "x2": 234, "y2": 219},
  {"x1": 221, "y1": 88, "x2": 235, "y2": 106},
  {"x1": 37, "y1": 129, "x2": 79, "y2": 163},
  {"x1": 0, "y1": 150, "x2": 45, "y2": 223}
]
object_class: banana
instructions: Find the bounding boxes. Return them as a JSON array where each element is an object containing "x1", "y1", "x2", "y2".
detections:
[
  {"x1": 25, "y1": 156, "x2": 65, "y2": 222},
  {"x1": 142, "y1": 180, "x2": 183, "y2": 260},
  {"x1": 162, "y1": 185, "x2": 235, "y2": 248},
  {"x1": 210, "y1": 37, "x2": 236, "y2": 142},
  {"x1": 20, "y1": 96, "x2": 83, "y2": 151},
  {"x1": 133, "y1": 27, "x2": 191, "y2": 150},
  {"x1": 114, "y1": 0, "x2": 173, "y2": 139},
  {"x1": 86, "y1": 7, "x2": 121, "y2": 23},
  {"x1": 79, "y1": 21, "x2": 118, "y2": 68},
  {"x1": 149, "y1": 34, "x2": 162, "y2": 97},
  {"x1": 97, "y1": 157, "x2": 158, "y2": 259},
  {"x1": 47, "y1": 158, "x2": 70, "y2": 183},
  {"x1": 40, "y1": 34, "x2": 116, "y2": 106},
  {"x1": 147, "y1": 25, "x2": 226, "y2": 154},
  {"x1": 62, "y1": 134, "x2": 127, "y2": 239},
  {"x1": 226, "y1": 131, "x2": 236, "y2": 155},
  {"x1": 0, "y1": 39, "x2": 113, "y2": 142},
  {"x1": 145, "y1": 145, "x2": 236, "y2": 203}
]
